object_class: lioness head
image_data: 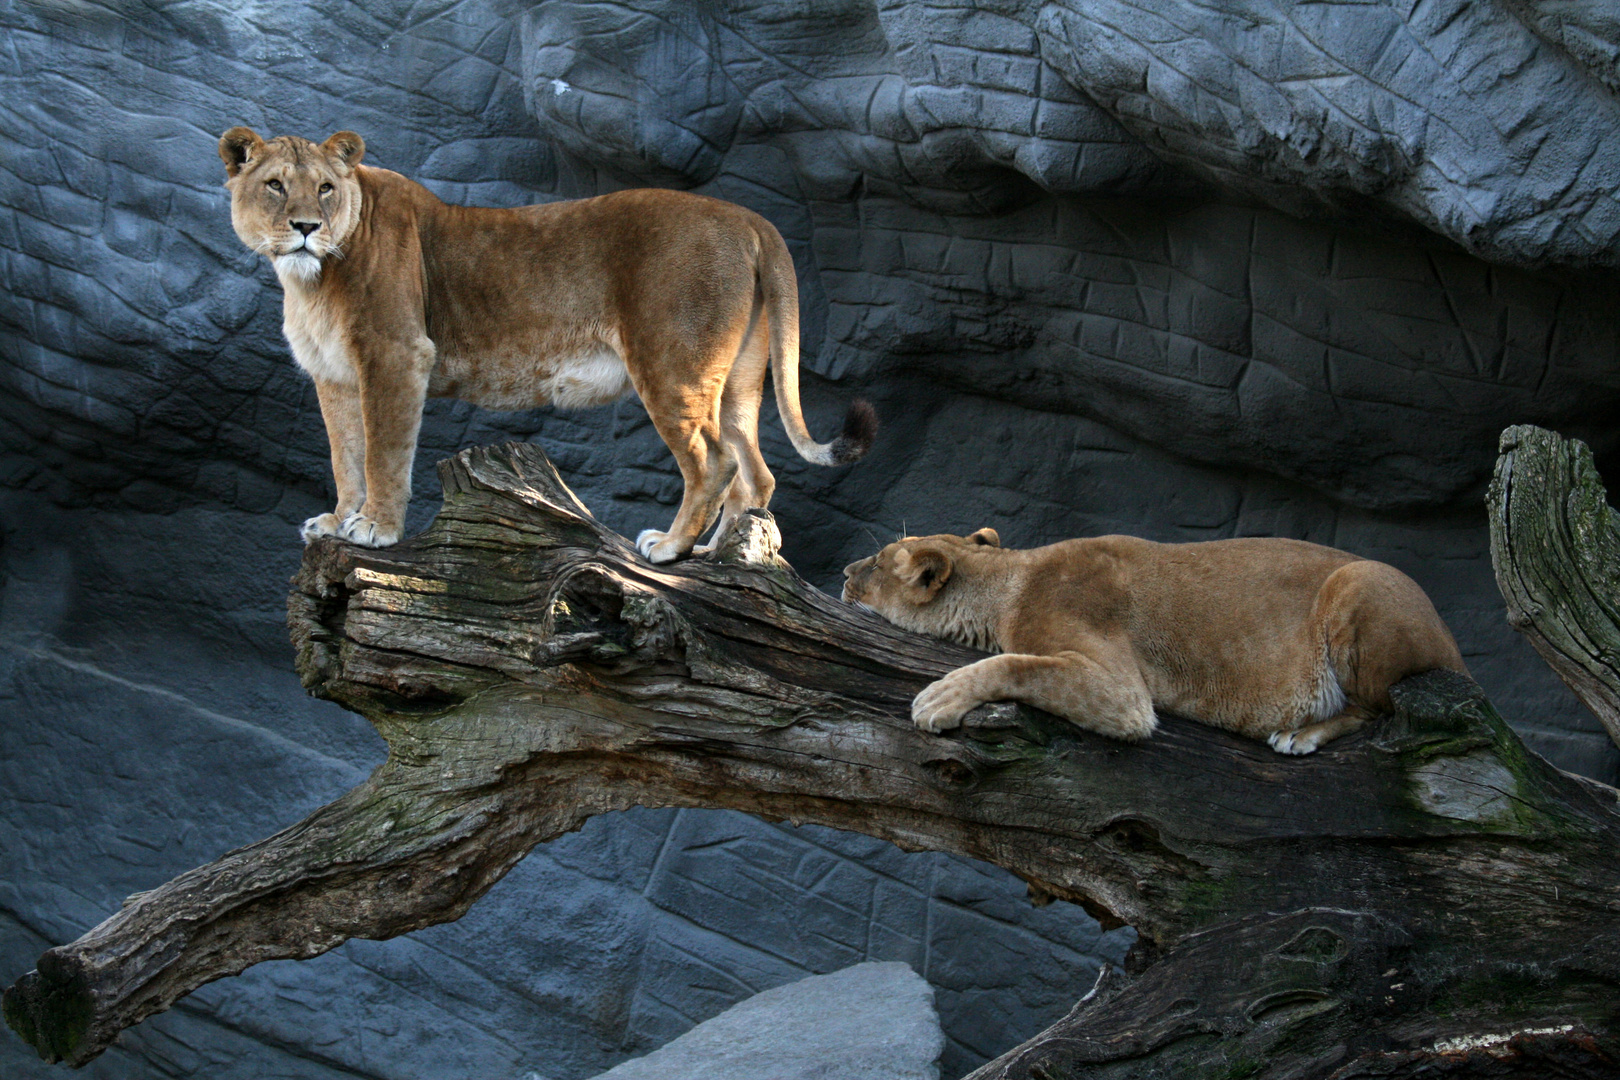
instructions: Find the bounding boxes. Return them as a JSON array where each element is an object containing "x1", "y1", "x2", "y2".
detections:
[
  {"x1": 220, "y1": 127, "x2": 365, "y2": 287},
  {"x1": 842, "y1": 527, "x2": 1001, "y2": 628}
]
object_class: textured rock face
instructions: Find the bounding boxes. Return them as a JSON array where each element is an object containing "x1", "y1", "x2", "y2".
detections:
[
  {"x1": 2, "y1": 1, "x2": 1618, "y2": 1078},
  {"x1": 526, "y1": 0, "x2": 1620, "y2": 268},
  {"x1": 519, "y1": 0, "x2": 1620, "y2": 510},
  {"x1": 1506, "y1": 0, "x2": 1620, "y2": 95}
]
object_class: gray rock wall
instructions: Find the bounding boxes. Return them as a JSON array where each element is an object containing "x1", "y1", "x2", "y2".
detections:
[{"x1": 2, "y1": 1, "x2": 1617, "y2": 1077}]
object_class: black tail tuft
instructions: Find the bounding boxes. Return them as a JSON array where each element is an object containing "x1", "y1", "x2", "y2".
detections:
[{"x1": 829, "y1": 399, "x2": 878, "y2": 465}]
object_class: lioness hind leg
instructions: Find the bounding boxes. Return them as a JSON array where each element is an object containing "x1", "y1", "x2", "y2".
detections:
[
  {"x1": 1317, "y1": 559, "x2": 1469, "y2": 710},
  {"x1": 1267, "y1": 709, "x2": 1368, "y2": 755},
  {"x1": 634, "y1": 301, "x2": 761, "y2": 562},
  {"x1": 697, "y1": 434, "x2": 772, "y2": 555},
  {"x1": 703, "y1": 325, "x2": 775, "y2": 552},
  {"x1": 1268, "y1": 560, "x2": 1467, "y2": 755},
  {"x1": 636, "y1": 421, "x2": 738, "y2": 564}
]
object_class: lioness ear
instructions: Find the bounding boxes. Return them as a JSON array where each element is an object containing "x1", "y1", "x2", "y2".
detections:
[
  {"x1": 219, "y1": 127, "x2": 265, "y2": 177},
  {"x1": 322, "y1": 131, "x2": 365, "y2": 168},
  {"x1": 895, "y1": 545, "x2": 953, "y2": 599},
  {"x1": 968, "y1": 527, "x2": 1000, "y2": 547}
]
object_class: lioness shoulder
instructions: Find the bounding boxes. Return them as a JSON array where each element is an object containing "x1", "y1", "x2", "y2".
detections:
[{"x1": 842, "y1": 529, "x2": 1467, "y2": 754}]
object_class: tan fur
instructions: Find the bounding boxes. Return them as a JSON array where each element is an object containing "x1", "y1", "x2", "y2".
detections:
[
  {"x1": 843, "y1": 529, "x2": 1468, "y2": 754},
  {"x1": 219, "y1": 127, "x2": 873, "y2": 560}
]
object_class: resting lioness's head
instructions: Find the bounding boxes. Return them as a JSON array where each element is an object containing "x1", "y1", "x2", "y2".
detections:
[
  {"x1": 842, "y1": 528, "x2": 1002, "y2": 644},
  {"x1": 219, "y1": 127, "x2": 365, "y2": 287}
]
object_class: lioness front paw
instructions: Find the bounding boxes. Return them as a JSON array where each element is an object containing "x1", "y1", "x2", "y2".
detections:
[
  {"x1": 1268, "y1": 729, "x2": 1320, "y2": 755},
  {"x1": 339, "y1": 512, "x2": 401, "y2": 548},
  {"x1": 636, "y1": 529, "x2": 687, "y2": 565},
  {"x1": 300, "y1": 513, "x2": 345, "y2": 544},
  {"x1": 912, "y1": 673, "x2": 985, "y2": 734}
]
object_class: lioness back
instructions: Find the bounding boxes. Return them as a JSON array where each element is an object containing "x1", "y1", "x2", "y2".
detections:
[{"x1": 415, "y1": 188, "x2": 771, "y2": 410}]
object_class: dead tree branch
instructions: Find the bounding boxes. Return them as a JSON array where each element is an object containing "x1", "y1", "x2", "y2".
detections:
[
  {"x1": 6, "y1": 443, "x2": 1620, "y2": 1077},
  {"x1": 1489, "y1": 424, "x2": 1620, "y2": 751}
]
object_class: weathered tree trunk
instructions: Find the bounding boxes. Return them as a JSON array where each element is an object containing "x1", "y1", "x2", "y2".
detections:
[
  {"x1": 1489, "y1": 424, "x2": 1620, "y2": 752},
  {"x1": 7, "y1": 442, "x2": 1620, "y2": 1077}
]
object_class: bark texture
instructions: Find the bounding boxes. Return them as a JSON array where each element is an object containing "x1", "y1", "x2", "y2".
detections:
[
  {"x1": 6, "y1": 442, "x2": 1620, "y2": 1077},
  {"x1": 1490, "y1": 425, "x2": 1620, "y2": 751}
]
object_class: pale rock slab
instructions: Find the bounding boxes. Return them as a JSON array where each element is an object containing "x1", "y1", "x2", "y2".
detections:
[{"x1": 584, "y1": 962, "x2": 945, "y2": 1080}]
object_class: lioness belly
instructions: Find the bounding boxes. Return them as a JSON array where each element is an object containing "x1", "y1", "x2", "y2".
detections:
[
  {"x1": 1148, "y1": 653, "x2": 1343, "y2": 739},
  {"x1": 429, "y1": 344, "x2": 633, "y2": 411}
]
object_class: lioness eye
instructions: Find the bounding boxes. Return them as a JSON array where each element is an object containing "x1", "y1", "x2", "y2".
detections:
[
  {"x1": 318, "y1": 182, "x2": 333, "y2": 195},
  {"x1": 266, "y1": 179, "x2": 284, "y2": 194}
]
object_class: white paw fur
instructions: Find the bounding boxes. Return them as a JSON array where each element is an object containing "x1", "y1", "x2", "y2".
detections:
[
  {"x1": 912, "y1": 671, "x2": 985, "y2": 734},
  {"x1": 636, "y1": 528, "x2": 685, "y2": 564},
  {"x1": 340, "y1": 512, "x2": 401, "y2": 548},
  {"x1": 301, "y1": 513, "x2": 345, "y2": 544},
  {"x1": 1268, "y1": 729, "x2": 1320, "y2": 755}
]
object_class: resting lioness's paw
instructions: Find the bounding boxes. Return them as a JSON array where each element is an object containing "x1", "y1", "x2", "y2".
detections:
[
  {"x1": 300, "y1": 513, "x2": 344, "y2": 544},
  {"x1": 636, "y1": 529, "x2": 686, "y2": 565},
  {"x1": 339, "y1": 512, "x2": 401, "y2": 548},
  {"x1": 1268, "y1": 729, "x2": 1320, "y2": 756},
  {"x1": 912, "y1": 673, "x2": 983, "y2": 734}
]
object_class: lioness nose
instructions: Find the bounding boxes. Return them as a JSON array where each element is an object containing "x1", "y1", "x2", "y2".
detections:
[{"x1": 292, "y1": 220, "x2": 320, "y2": 236}]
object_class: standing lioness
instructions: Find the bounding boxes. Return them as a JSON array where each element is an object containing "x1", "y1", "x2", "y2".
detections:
[
  {"x1": 220, "y1": 128, "x2": 875, "y2": 562},
  {"x1": 843, "y1": 530, "x2": 1467, "y2": 754}
]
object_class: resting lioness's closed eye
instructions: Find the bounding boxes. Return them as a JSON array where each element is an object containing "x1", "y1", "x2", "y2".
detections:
[
  {"x1": 843, "y1": 529, "x2": 1467, "y2": 754},
  {"x1": 219, "y1": 127, "x2": 875, "y2": 563}
]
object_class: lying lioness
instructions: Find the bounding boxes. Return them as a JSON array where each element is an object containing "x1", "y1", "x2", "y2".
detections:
[
  {"x1": 842, "y1": 529, "x2": 1467, "y2": 753},
  {"x1": 219, "y1": 128, "x2": 875, "y2": 562}
]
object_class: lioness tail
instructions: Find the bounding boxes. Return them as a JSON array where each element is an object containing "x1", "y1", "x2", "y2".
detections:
[{"x1": 758, "y1": 223, "x2": 878, "y2": 467}]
